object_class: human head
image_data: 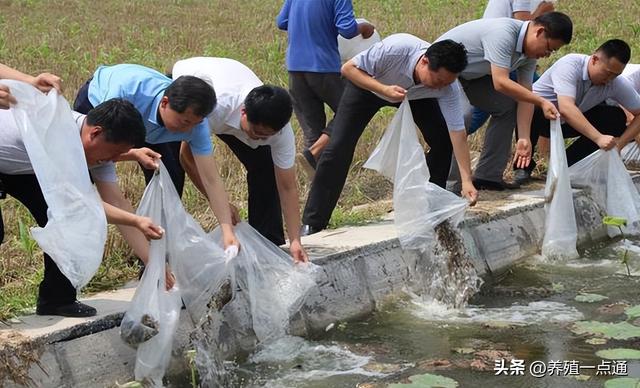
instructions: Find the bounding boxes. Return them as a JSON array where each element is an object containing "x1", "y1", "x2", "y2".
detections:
[
  {"x1": 588, "y1": 39, "x2": 631, "y2": 85},
  {"x1": 81, "y1": 98, "x2": 145, "y2": 165},
  {"x1": 525, "y1": 12, "x2": 573, "y2": 59},
  {"x1": 158, "y1": 75, "x2": 216, "y2": 132},
  {"x1": 414, "y1": 39, "x2": 467, "y2": 89},
  {"x1": 240, "y1": 85, "x2": 292, "y2": 140}
]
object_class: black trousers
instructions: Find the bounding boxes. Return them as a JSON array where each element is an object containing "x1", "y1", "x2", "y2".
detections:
[
  {"x1": 515, "y1": 104, "x2": 628, "y2": 172},
  {"x1": 73, "y1": 79, "x2": 185, "y2": 196},
  {"x1": 288, "y1": 71, "x2": 345, "y2": 147},
  {"x1": 302, "y1": 81, "x2": 453, "y2": 230},
  {"x1": 216, "y1": 134, "x2": 285, "y2": 246},
  {"x1": 0, "y1": 173, "x2": 77, "y2": 305}
]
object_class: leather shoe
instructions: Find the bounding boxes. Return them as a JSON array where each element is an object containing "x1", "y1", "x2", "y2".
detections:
[
  {"x1": 36, "y1": 300, "x2": 97, "y2": 317},
  {"x1": 472, "y1": 178, "x2": 520, "y2": 191},
  {"x1": 513, "y1": 169, "x2": 532, "y2": 186},
  {"x1": 300, "y1": 224, "x2": 323, "y2": 236}
]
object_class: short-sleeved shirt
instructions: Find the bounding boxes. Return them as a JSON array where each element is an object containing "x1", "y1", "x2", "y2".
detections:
[
  {"x1": 436, "y1": 18, "x2": 537, "y2": 82},
  {"x1": 623, "y1": 63, "x2": 640, "y2": 92},
  {"x1": 0, "y1": 110, "x2": 117, "y2": 182},
  {"x1": 533, "y1": 54, "x2": 640, "y2": 113},
  {"x1": 172, "y1": 57, "x2": 297, "y2": 169},
  {"x1": 88, "y1": 64, "x2": 213, "y2": 155},
  {"x1": 351, "y1": 33, "x2": 465, "y2": 131},
  {"x1": 276, "y1": 0, "x2": 358, "y2": 73},
  {"x1": 483, "y1": 0, "x2": 531, "y2": 18}
]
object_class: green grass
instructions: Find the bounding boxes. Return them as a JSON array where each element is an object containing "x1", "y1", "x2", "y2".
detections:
[{"x1": 1, "y1": 0, "x2": 640, "y2": 319}]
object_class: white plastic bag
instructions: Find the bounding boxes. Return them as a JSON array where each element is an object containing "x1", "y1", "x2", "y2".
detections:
[
  {"x1": 211, "y1": 222, "x2": 317, "y2": 342},
  {"x1": 569, "y1": 149, "x2": 640, "y2": 237},
  {"x1": 5, "y1": 80, "x2": 107, "y2": 289},
  {"x1": 541, "y1": 120, "x2": 578, "y2": 259},
  {"x1": 337, "y1": 18, "x2": 381, "y2": 63},
  {"x1": 364, "y1": 99, "x2": 467, "y2": 251},
  {"x1": 621, "y1": 141, "x2": 640, "y2": 166}
]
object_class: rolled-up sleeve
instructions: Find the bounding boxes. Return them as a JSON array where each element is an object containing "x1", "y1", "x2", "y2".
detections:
[{"x1": 438, "y1": 81, "x2": 466, "y2": 131}]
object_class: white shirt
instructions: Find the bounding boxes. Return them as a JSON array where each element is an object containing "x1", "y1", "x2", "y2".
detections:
[
  {"x1": 483, "y1": 0, "x2": 531, "y2": 18},
  {"x1": 0, "y1": 110, "x2": 117, "y2": 182},
  {"x1": 352, "y1": 33, "x2": 465, "y2": 130},
  {"x1": 172, "y1": 57, "x2": 296, "y2": 169},
  {"x1": 533, "y1": 54, "x2": 640, "y2": 112}
]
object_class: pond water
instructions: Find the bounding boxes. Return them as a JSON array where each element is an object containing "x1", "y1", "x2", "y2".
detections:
[{"x1": 171, "y1": 239, "x2": 640, "y2": 388}]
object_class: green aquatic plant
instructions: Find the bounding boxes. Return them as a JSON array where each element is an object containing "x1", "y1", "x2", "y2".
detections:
[
  {"x1": 604, "y1": 377, "x2": 640, "y2": 388},
  {"x1": 596, "y1": 348, "x2": 640, "y2": 360},
  {"x1": 572, "y1": 321, "x2": 640, "y2": 340},
  {"x1": 575, "y1": 293, "x2": 608, "y2": 303},
  {"x1": 625, "y1": 305, "x2": 640, "y2": 319},
  {"x1": 603, "y1": 216, "x2": 631, "y2": 276}
]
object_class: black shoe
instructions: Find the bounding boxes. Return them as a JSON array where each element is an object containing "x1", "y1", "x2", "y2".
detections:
[
  {"x1": 472, "y1": 178, "x2": 520, "y2": 191},
  {"x1": 300, "y1": 224, "x2": 323, "y2": 236},
  {"x1": 513, "y1": 169, "x2": 532, "y2": 186},
  {"x1": 36, "y1": 300, "x2": 97, "y2": 317}
]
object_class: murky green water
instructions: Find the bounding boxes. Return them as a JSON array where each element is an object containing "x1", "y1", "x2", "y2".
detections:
[{"x1": 172, "y1": 239, "x2": 640, "y2": 388}]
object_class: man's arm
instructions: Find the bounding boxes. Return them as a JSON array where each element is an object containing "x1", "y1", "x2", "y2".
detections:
[
  {"x1": 491, "y1": 65, "x2": 558, "y2": 119},
  {"x1": 341, "y1": 60, "x2": 406, "y2": 102},
  {"x1": 274, "y1": 166, "x2": 308, "y2": 263},
  {"x1": 448, "y1": 130, "x2": 478, "y2": 205},
  {"x1": 557, "y1": 95, "x2": 617, "y2": 150},
  {"x1": 0, "y1": 63, "x2": 62, "y2": 92},
  {"x1": 617, "y1": 108, "x2": 640, "y2": 148}
]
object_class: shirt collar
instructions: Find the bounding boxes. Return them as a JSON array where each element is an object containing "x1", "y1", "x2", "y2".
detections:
[
  {"x1": 581, "y1": 55, "x2": 590, "y2": 81},
  {"x1": 516, "y1": 21, "x2": 529, "y2": 54}
]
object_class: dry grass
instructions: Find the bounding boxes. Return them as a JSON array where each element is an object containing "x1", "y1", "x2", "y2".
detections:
[{"x1": 1, "y1": 0, "x2": 639, "y2": 319}]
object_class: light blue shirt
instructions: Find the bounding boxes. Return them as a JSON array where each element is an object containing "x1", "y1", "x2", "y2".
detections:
[{"x1": 88, "y1": 64, "x2": 213, "y2": 155}]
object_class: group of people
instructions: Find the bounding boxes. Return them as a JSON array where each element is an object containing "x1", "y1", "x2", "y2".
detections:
[{"x1": 1, "y1": 0, "x2": 639, "y2": 318}]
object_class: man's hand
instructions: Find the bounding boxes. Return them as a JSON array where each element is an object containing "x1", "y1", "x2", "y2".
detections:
[
  {"x1": 514, "y1": 138, "x2": 532, "y2": 169},
  {"x1": 541, "y1": 99, "x2": 560, "y2": 120},
  {"x1": 229, "y1": 203, "x2": 241, "y2": 225},
  {"x1": 31, "y1": 72, "x2": 62, "y2": 93},
  {"x1": 133, "y1": 148, "x2": 162, "y2": 169},
  {"x1": 382, "y1": 85, "x2": 407, "y2": 103},
  {"x1": 357, "y1": 22, "x2": 375, "y2": 39},
  {"x1": 289, "y1": 239, "x2": 309, "y2": 264},
  {"x1": 461, "y1": 181, "x2": 478, "y2": 206},
  {"x1": 135, "y1": 216, "x2": 165, "y2": 240},
  {"x1": 165, "y1": 264, "x2": 176, "y2": 290},
  {"x1": 596, "y1": 134, "x2": 617, "y2": 150},
  {"x1": 0, "y1": 84, "x2": 16, "y2": 109}
]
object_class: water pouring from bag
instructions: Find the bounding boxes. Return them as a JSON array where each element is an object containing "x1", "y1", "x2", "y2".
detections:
[{"x1": 224, "y1": 244, "x2": 239, "y2": 263}]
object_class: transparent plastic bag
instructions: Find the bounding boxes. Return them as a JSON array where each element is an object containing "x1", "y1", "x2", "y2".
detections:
[
  {"x1": 621, "y1": 141, "x2": 640, "y2": 167},
  {"x1": 337, "y1": 18, "x2": 381, "y2": 63},
  {"x1": 541, "y1": 120, "x2": 578, "y2": 259},
  {"x1": 569, "y1": 149, "x2": 640, "y2": 237},
  {"x1": 364, "y1": 99, "x2": 468, "y2": 251},
  {"x1": 4, "y1": 80, "x2": 107, "y2": 289},
  {"x1": 211, "y1": 222, "x2": 317, "y2": 342}
]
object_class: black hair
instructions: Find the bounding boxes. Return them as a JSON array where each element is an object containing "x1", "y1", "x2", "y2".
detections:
[
  {"x1": 244, "y1": 85, "x2": 292, "y2": 132},
  {"x1": 164, "y1": 75, "x2": 216, "y2": 117},
  {"x1": 425, "y1": 40, "x2": 468, "y2": 74},
  {"x1": 86, "y1": 98, "x2": 145, "y2": 147},
  {"x1": 596, "y1": 39, "x2": 631, "y2": 64},
  {"x1": 534, "y1": 12, "x2": 573, "y2": 44}
]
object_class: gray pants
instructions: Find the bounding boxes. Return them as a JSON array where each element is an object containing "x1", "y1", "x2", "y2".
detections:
[
  {"x1": 288, "y1": 71, "x2": 345, "y2": 148},
  {"x1": 460, "y1": 75, "x2": 517, "y2": 182}
]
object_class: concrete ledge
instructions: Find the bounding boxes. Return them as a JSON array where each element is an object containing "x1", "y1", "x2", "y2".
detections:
[{"x1": 1, "y1": 178, "x2": 634, "y2": 387}]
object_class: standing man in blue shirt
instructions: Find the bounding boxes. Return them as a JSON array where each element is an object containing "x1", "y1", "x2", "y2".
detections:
[
  {"x1": 74, "y1": 64, "x2": 239, "y2": 250},
  {"x1": 277, "y1": 0, "x2": 374, "y2": 177}
]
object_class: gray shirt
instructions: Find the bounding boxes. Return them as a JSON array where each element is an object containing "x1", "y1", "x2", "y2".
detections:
[
  {"x1": 352, "y1": 33, "x2": 465, "y2": 130},
  {"x1": 0, "y1": 110, "x2": 117, "y2": 182},
  {"x1": 623, "y1": 63, "x2": 640, "y2": 92},
  {"x1": 533, "y1": 54, "x2": 640, "y2": 112},
  {"x1": 436, "y1": 18, "x2": 537, "y2": 82},
  {"x1": 483, "y1": 0, "x2": 531, "y2": 18}
]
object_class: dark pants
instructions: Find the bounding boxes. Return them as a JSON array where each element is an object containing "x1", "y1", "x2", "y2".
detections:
[
  {"x1": 289, "y1": 71, "x2": 345, "y2": 148},
  {"x1": 0, "y1": 173, "x2": 76, "y2": 306},
  {"x1": 73, "y1": 79, "x2": 185, "y2": 196},
  {"x1": 515, "y1": 104, "x2": 628, "y2": 172},
  {"x1": 216, "y1": 134, "x2": 285, "y2": 246},
  {"x1": 302, "y1": 81, "x2": 453, "y2": 229}
]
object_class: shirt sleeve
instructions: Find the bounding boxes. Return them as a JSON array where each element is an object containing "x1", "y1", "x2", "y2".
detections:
[
  {"x1": 516, "y1": 59, "x2": 537, "y2": 85},
  {"x1": 626, "y1": 69, "x2": 640, "y2": 92},
  {"x1": 334, "y1": 0, "x2": 359, "y2": 38},
  {"x1": 550, "y1": 58, "x2": 581, "y2": 99},
  {"x1": 512, "y1": 0, "x2": 531, "y2": 12},
  {"x1": 481, "y1": 29, "x2": 517, "y2": 69},
  {"x1": 89, "y1": 162, "x2": 118, "y2": 183},
  {"x1": 187, "y1": 119, "x2": 214, "y2": 155},
  {"x1": 610, "y1": 77, "x2": 640, "y2": 112},
  {"x1": 352, "y1": 41, "x2": 389, "y2": 78},
  {"x1": 276, "y1": 0, "x2": 291, "y2": 31},
  {"x1": 271, "y1": 123, "x2": 296, "y2": 169},
  {"x1": 437, "y1": 81, "x2": 466, "y2": 131}
]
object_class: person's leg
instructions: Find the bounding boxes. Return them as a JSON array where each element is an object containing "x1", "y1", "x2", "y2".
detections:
[
  {"x1": 302, "y1": 81, "x2": 387, "y2": 231},
  {"x1": 565, "y1": 104, "x2": 627, "y2": 166},
  {"x1": 462, "y1": 76, "x2": 518, "y2": 186},
  {"x1": 410, "y1": 98, "x2": 452, "y2": 188},
  {"x1": 141, "y1": 141, "x2": 185, "y2": 196},
  {"x1": 1, "y1": 173, "x2": 95, "y2": 316},
  {"x1": 73, "y1": 78, "x2": 94, "y2": 114},
  {"x1": 216, "y1": 134, "x2": 285, "y2": 246},
  {"x1": 289, "y1": 72, "x2": 328, "y2": 149},
  {"x1": 307, "y1": 73, "x2": 347, "y2": 160}
]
